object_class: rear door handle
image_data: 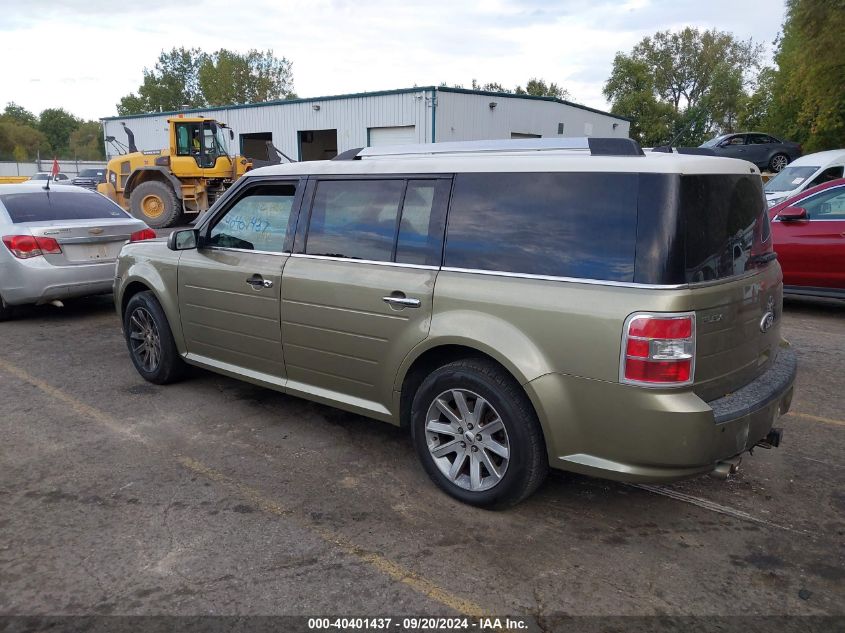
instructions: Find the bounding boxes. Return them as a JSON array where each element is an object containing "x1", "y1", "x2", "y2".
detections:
[
  {"x1": 246, "y1": 275, "x2": 273, "y2": 289},
  {"x1": 383, "y1": 295, "x2": 421, "y2": 308}
]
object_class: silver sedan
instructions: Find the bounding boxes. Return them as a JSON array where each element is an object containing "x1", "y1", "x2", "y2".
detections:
[{"x1": 0, "y1": 183, "x2": 155, "y2": 319}]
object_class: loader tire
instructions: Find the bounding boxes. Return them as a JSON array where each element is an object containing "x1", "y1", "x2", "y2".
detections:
[{"x1": 130, "y1": 180, "x2": 181, "y2": 229}]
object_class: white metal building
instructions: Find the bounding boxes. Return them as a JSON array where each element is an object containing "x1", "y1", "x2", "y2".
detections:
[{"x1": 101, "y1": 86, "x2": 630, "y2": 162}]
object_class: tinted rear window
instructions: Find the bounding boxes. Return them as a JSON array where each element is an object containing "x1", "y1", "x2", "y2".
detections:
[
  {"x1": 1, "y1": 191, "x2": 128, "y2": 223},
  {"x1": 444, "y1": 172, "x2": 638, "y2": 281}
]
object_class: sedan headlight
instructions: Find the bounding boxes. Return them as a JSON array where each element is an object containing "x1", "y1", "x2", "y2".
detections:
[{"x1": 767, "y1": 196, "x2": 786, "y2": 208}]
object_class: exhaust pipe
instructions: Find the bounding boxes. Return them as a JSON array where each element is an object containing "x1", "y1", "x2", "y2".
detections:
[{"x1": 710, "y1": 455, "x2": 742, "y2": 480}]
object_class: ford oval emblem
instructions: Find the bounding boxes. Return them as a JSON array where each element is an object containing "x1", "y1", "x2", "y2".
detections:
[{"x1": 760, "y1": 311, "x2": 775, "y2": 333}]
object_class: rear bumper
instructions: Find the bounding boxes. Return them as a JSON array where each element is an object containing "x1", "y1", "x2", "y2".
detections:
[
  {"x1": 0, "y1": 256, "x2": 116, "y2": 305},
  {"x1": 526, "y1": 344, "x2": 797, "y2": 483}
]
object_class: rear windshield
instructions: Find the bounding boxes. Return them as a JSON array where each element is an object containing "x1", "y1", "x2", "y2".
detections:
[
  {"x1": 764, "y1": 166, "x2": 818, "y2": 192},
  {"x1": 78, "y1": 169, "x2": 104, "y2": 178},
  {"x1": 445, "y1": 172, "x2": 638, "y2": 281},
  {"x1": 1, "y1": 191, "x2": 128, "y2": 223}
]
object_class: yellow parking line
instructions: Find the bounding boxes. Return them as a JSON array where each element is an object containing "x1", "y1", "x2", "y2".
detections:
[
  {"x1": 787, "y1": 411, "x2": 845, "y2": 427},
  {"x1": 0, "y1": 358, "x2": 486, "y2": 617}
]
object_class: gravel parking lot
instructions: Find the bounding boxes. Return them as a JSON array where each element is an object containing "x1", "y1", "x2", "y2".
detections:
[{"x1": 0, "y1": 295, "x2": 843, "y2": 628}]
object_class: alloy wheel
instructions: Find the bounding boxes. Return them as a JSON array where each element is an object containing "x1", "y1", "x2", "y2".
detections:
[
  {"x1": 425, "y1": 389, "x2": 510, "y2": 492},
  {"x1": 128, "y1": 307, "x2": 162, "y2": 372},
  {"x1": 771, "y1": 155, "x2": 788, "y2": 172}
]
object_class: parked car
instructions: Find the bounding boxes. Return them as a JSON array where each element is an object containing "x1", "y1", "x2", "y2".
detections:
[
  {"x1": 29, "y1": 171, "x2": 70, "y2": 183},
  {"x1": 114, "y1": 138, "x2": 796, "y2": 507},
  {"x1": 764, "y1": 149, "x2": 845, "y2": 207},
  {"x1": 700, "y1": 133, "x2": 801, "y2": 172},
  {"x1": 72, "y1": 168, "x2": 106, "y2": 190},
  {"x1": 769, "y1": 177, "x2": 845, "y2": 300},
  {"x1": 0, "y1": 184, "x2": 154, "y2": 320}
]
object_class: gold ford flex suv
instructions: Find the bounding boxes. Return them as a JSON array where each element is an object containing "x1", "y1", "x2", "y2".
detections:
[{"x1": 115, "y1": 138, "x2": 797, "y2": 507}]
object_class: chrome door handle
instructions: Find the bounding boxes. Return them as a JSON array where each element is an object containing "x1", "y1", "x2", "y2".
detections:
[
  {"x1": 246, "y1": 276, "x2": 273, "y2": 289},
  {"x1": 383, "y1": 295, "x2": 421, "y2": 308}
]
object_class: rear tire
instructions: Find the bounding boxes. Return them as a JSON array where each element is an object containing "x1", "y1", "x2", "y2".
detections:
[
  {"x1": 769, "y1": 153, "x2": 789, "y2": 173},
  {"x1": 123, "y1": 291, "x2": 186, "y2": 384},
  {"x1": 410, "y1": 358, "x2": 548, "y2": 508},
  {"x1": 130, "y1": 180, "x2": 181, "y2": 229}
]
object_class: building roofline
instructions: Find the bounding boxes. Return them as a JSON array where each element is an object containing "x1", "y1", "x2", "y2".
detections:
[{"x1": 101, "y1": 86, "x2": 630, "y2": 123}]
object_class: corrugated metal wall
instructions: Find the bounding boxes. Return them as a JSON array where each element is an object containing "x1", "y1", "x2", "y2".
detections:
[
  {"x1": 434, "y1": 90, "x2": 630, "y2": 142},
  {"x1": 103, "y1": 91, "x2": 431, "y2": 159},
  {"x1": 102, "y1": 89, "x2": 630, "y2": 160}
]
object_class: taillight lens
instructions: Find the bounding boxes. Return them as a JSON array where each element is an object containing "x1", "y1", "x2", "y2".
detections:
[
  {"x1": 621, "y1": 313, "x2": 695, "y2": 386},
  {"x1": 2, "y1": 235, "x2": 62, "y2": 259},
  {"x1": 130, "y1": 228, "x2": 157, "y2": 242}
]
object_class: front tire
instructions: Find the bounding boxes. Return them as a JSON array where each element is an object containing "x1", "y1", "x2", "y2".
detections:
[
  {"x1": 410, "y1": 358, "x2": 548, "y2": 508},
  {"x1": 769, "y1": 153, "x2": 789, "y2": 173},
  {"x1": 123, "y1": 291, "x2": 186, "y2": 384},
  {"x1": 130, "y1": 180, "x2": 181, "y2": 229}
]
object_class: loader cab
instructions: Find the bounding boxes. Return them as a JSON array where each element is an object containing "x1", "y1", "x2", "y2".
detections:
[{"x1": 174, "y1": 119, "x2": 231, "y2": 169}]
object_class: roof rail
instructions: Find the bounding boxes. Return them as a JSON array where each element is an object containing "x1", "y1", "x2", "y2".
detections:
[
  {"x1": 651, "y1": 146, "x2": 716, "y2": 156},
  {"x1": 354, "y1": 137, "x2": 644, "y2": 159}
]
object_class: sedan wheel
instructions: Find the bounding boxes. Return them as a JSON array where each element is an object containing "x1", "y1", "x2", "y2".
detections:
[
  {"x1": 128, "y1": 306, "x2": 162, "y2": 372},
  {"x1": 769, "y1": 153, "x2": 789, "y2": 173},
  {"x1": 425, "y1": 389, "x2": 510, "y2": 492}
]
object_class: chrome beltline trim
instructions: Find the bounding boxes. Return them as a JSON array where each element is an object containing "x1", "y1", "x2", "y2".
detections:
[
  {"x1": 439, "y1": 266, "x2": 688, "y2": 289},
  {"x1": 290, "y1": 253, "x2": 439, "y2": 270}
]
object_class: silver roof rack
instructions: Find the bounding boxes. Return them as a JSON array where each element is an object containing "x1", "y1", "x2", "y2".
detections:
[{"x1": 353, "y1": 137, "x2": 643, "y2": 159}]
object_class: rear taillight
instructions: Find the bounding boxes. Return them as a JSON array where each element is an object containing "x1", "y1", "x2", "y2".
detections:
[
  {"x1": 621, "y1": 312, "x2": 695, "y2": 387},
  {"x1": 130, "y1": 229, "x2": 157, "y2": 242},
  {"x1": 2, "y1": 235, "x2": 62, "y2": 259}
]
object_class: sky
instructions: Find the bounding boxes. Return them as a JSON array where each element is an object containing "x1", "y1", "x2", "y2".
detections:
[{"x1": 0, "y1": 0, "x2": 787, "y2": 121}]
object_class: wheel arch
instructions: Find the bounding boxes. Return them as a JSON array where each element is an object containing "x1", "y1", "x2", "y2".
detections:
[
  {"x1": 125, "y1": 167, "x2": 183, "y2": 200},
  {"x1": 395, "y1": 340, "x2": 536, "y2": 430},
  {"x1": 117, "y1": 265, "x2": 186, "y2": 354}
]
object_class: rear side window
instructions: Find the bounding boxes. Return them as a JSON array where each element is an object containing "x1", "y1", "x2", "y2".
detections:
[
  {"x1": 305, "y1": 179, "x2": 447, "y2": 265},
  {"x1": 444, "y1": 173, "x2": 638, "y2": 281},
  {"x1": 0, "y1": 191, "x2": 128, "y2": 223},
  {"x1": 682, "y1": 175, "x2": 771, "y2": 282}
]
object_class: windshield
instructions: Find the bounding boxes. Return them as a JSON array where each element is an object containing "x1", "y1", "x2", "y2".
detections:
[
  {"x1": 29, "y1": 173, "x2": 50, "y2": 180},
  {"x1": 764, "y1": 166, "x2": 819, "y2": 193},
  {"x1": 700, "y1": 135, "x2": 729, "y2": 148},
  {"x1": 204, "y1": 124, "x2": 230, "y2": 157},
  {"x1": 79, "y1": 169, "x2": 104, "y2": 178}
]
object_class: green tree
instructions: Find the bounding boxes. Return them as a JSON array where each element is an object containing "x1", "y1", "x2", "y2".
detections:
[
  {"x1": 117, "y1": 47, "x2": 205, "y2": 115},
  {"x1": 0, "y1": 120, "x2": 50, "y2": 161},
  {"x1": 38, "y1": 108, "x2": 81, "y2": 156},
  {"x1": 764, "y1": 0, "x2": 845, "y2": 151},
  {"x1": 117, "y1": 47, "x2": 295, "y2": 115},
  {"x1": 469, "y1": 78, "x2": 572, "y2": 100},
  {"x1": 198, "y1": 49, "x2": 294, "y2": 106},
  {"x1": 603, "y1": 55, "x2": 676, "y2": 146},
  {"x1": 2, "y1": 102, "x2": 38, "y2": 127},
  {"x1": 604, "y1": 27, "x2": 762, "y2": 145},
  {"x1": 69, "y1": 121, "x2": 105, "y2": 160}
]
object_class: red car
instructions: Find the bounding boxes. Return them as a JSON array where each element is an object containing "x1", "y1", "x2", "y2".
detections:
[{"x1": 769, "y1": 177, "x2": 845, "y2": 299}]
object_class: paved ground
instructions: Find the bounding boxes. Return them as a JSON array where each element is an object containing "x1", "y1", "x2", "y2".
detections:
[{"x1": 0, "y1": 295, "x2": 843, "y2": 627}]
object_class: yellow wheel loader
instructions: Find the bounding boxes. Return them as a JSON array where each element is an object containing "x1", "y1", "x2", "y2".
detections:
[{"x1": 98, "y1": 116, "x2": 253, "y2": 229}]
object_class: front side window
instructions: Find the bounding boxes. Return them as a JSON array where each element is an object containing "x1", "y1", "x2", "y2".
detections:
[
  {"x1": 725, "y1": 136, "x2": 745, "y2": 146},
  {"x1": 808, "y1": 166, "x2": 844, "y2": 188},
  {"x1": 444, "y1": 173, "x2": 638, "y2": 281},
  {"x1": 799, "y1": 186, "x2": 845, "y2": 220},
  {"x1": 208, "y1": 183, "x2": 296, "y2": 253}
]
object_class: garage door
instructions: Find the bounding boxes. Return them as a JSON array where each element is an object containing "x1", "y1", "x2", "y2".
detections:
[{"x1": 368, "y1": 125, "x2": 417, "y2": 147}]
